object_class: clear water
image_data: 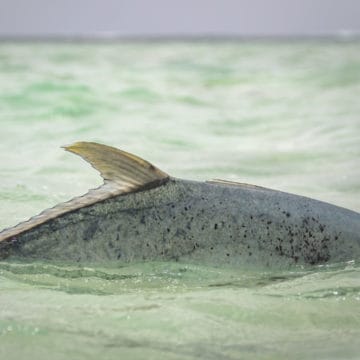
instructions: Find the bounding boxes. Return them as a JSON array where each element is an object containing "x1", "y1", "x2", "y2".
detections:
[{"x1": 0, "y1": 41, "x2": 359, "y2": 359}]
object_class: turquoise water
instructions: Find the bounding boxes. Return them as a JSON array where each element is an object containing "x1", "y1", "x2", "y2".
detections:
[{"x1": 0, "y1": 41, "x2": 360, "y2": 359}]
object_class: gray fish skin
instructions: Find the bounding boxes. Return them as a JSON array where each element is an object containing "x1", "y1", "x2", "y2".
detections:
[{"x1": 1, "y1": 178, "x2": 359, "y2": 268}]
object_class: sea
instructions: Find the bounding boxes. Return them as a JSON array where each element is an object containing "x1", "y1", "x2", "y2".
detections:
[{"x1": 0, "y1": 40, "x2": 359, "y2": 359}]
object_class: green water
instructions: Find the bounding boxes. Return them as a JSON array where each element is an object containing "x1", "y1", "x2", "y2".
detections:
[{"x1": 0, "y1": 41, "x2": 360, "y2": 359}]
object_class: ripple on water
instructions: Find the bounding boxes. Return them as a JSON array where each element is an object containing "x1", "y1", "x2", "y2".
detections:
[{"x1": 0, "y1": 41, "x2": 360, "y2": 359}]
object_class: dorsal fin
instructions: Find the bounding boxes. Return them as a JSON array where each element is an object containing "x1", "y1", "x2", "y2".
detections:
[
  {"x1": 63, "y1": 142, "x2": 169, "y2": 192},
  {"x1": 206, "y1": 179, "x2": 270, "y2": 191},
  {"x1": 0, "y1": 142, "x2": 169, "y2": 244}
]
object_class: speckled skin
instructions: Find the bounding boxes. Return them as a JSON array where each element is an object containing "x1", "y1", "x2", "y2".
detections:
[{"x1": 1, "y1": 178, "x2": 360, "y2": 267}]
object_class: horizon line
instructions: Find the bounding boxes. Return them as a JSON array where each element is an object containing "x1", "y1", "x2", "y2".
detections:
[{"x1": 0, "y1": 32, "x2": 360, "y2": 43}]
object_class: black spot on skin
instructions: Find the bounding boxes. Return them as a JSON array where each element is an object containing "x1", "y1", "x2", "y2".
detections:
[
  {"x1": 267, "y1": 221, "x2": 272, "y2": 225},
  {"x1": 226, "y1": 253, "x2": 230, "y2": 257},
  {"x1": 83, "y1": 221, "x2": 99, "y2": 241},
  {"x1": 214, "y1": 223, "x2": 218, "y2": 230},
  {"x1": 146, "y1": 243, "x2": 149, "y2": 247},
  {"x1": 184, "y1": 206, "x2": 188, "y2": 211},
  {"x1": 210, "y1": 247, "x2": 214, "y2": 250},
  {"x1": 286, "y1": 212, "x2": 291, "y2": 218},
  {"x1": 116, "y1": 233, "x2": 120, "y2": 241},
  {"x1": 248, "y1": 252, "x2": 252, "y2": 256},
  {"x1": 117, "y1": 252, "x2": 122, "y2": 259},
  {"x1": 167, "y1": 228, "x2": 170, "y2": 233},
  {"x1": 250, "y1": 216, "x2": 253, "y2": 220},
  {"x1": 49, "y1": 222, "x2": 59, "y2": 232},
  {"x1": 335, "y1": 236, "x2": 338, "y2": 240},
  {"x1": 140, "y1": 216, "x2": 146, "y2": 224},
  {"x1": 175, "y1": 229, "x2": 186, "y2": 237},
  {"x1": 322, "y1": 236, "x2": 330, "y2": 244}
]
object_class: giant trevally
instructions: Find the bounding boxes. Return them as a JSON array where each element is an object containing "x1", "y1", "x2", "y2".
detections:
[{"x1": 0, "y1": 142, "x2": 359, "y2": 267}]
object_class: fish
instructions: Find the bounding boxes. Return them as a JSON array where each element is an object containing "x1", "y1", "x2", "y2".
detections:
[{"x1": 0, "y1": 141, "x2": 359, "y2": 267}]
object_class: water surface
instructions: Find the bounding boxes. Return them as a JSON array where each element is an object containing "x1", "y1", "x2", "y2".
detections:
[{"x1": 0, "y1": 41, "x2": 359, "y2": 359}]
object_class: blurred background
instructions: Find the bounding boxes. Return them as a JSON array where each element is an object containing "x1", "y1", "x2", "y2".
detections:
[
  {"x1": 0, "y1": 0, "x2": 359, "y2": 38},
  {"x1": 0, "y1": 1, "x2": 359, "y2": 229}
]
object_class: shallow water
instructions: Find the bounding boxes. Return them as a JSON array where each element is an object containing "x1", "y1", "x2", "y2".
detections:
[
  {"x1": 1, "y1": 260, "x2": 360, "y2": 360},
  {"x1": 0, "y1": 41, "x2": 360, "y2": 359}
]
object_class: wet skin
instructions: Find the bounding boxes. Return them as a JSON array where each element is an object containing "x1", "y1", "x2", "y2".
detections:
[{"x1": 1, "y1": 178, "x2": 359, "y2": 267}]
